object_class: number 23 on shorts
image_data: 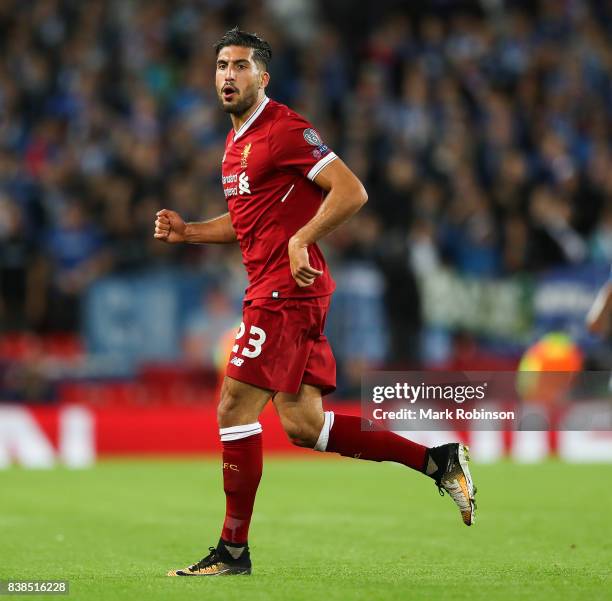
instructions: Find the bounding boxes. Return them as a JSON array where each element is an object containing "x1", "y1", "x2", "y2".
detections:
[{"x1": 233, "y1": 322, "x2": 267, "y2": 359}]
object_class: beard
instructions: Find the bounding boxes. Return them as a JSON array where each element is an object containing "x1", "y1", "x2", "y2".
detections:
[{"x1": 218, "y1": 83, "x2": 259, "y2": 116}]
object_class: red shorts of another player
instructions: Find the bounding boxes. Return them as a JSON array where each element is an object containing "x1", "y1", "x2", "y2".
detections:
[{"x1": 225, "y1": 295, "x2": 336, "y2": 396}]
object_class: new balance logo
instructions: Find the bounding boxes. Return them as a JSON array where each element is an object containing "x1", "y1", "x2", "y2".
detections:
[
  {"x1": 238, "y1": 172, "x2": 250, "y2": 195},
  {"x1": 230, "y1": 356, "x2": 244, "y2": 367}
]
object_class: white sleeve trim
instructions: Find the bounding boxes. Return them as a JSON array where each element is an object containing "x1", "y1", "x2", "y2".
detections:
[
  {"x1": 219, "y1": 421, "x2": 262, "y2": 442},
  {"x1": 314, "y1": 411, "x2": 335, "y2": 452},
  {"x1": 307, "y1": 152, "x2": 338, "y2": 181}
]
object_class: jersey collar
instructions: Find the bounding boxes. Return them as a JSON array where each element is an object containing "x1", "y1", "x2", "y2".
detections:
[{"x1": 233, "y1": 96, "x2": 270, "y2": 141}]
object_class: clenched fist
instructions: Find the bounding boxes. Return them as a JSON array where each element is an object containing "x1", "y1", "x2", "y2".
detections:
[{"x1": 154, "y1": 209, "x2": 186, "y2": 243}]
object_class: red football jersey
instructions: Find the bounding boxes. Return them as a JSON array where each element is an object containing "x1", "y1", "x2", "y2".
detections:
[{"x1": 221, "y1": 97, "x2": 337, "y2": 300}]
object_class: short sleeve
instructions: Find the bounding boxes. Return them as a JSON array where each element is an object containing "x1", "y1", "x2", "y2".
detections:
[{"x1": 269, "y1": 113, "x2": 337, "y2": 181}]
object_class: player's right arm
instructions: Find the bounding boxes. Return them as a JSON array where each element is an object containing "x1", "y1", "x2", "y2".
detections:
[{"x1": 154, "y1": 209, "x2": 237, "y2": 244}]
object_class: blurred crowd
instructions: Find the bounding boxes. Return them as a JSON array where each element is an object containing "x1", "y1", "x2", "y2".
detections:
[{"x1": 1, "y1": 0, "x2": 611, "y2": 341}]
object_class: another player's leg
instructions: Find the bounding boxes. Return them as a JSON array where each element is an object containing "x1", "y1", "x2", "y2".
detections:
[
  {"x1": 168, "y1": 376, "x2": 270, "y2": 576},
  {"x1": 274, "y1": 384, "x2": 476, "y2": 526}
]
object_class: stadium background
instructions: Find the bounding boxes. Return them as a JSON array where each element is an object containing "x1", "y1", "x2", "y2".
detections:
[
  {"x1": 1, "y1": 0, "x2": 610, "y2": 452},
  {"x1": 1, "y1": 2, "x2": 611, "y2": 599}
]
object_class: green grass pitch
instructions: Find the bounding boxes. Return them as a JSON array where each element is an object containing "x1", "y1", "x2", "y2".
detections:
[{"x1": 1, "y1": 457, "x2": 611, "y2": 600}]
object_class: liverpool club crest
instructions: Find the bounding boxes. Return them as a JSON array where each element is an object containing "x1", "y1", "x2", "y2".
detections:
[{"x1": 240, "y1": 143, "x2": 252, "y2": 168}]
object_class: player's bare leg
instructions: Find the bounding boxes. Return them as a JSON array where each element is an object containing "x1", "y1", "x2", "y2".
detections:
[
  {"x1": 274, "y1": 384, "x2": 476, "y2": 526},
  {"x1": 168, "y1": 376, "x2": 270, "y2": 576},
  {"x1": 272, "y1": 383, "x2": 324, "y2": 448}
]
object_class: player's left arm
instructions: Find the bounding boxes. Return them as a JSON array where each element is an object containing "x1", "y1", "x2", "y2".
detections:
[
  {"x1": 288, "y1": 158, "x2": 367, "y2": 287},
  {"x1": 586, "y1": 280, "x2": 612, "y2": 336}
]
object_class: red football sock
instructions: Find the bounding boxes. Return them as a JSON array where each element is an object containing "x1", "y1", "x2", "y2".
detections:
[
  {"x1": 321, "y1": 413, "x2": 428, "y2": 472},
  {"x1": 219, "y1": 422, "x2": 263, "y2": 544}
]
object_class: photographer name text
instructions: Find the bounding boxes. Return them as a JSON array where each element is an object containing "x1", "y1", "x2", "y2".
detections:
[{"x1": 370, "y1": 407, "x2": 516, "y2": 421}]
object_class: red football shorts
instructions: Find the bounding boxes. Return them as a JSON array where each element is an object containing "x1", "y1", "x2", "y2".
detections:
[{"x1": 225, "y1": 295, "x2": 336, "y2": 396}]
